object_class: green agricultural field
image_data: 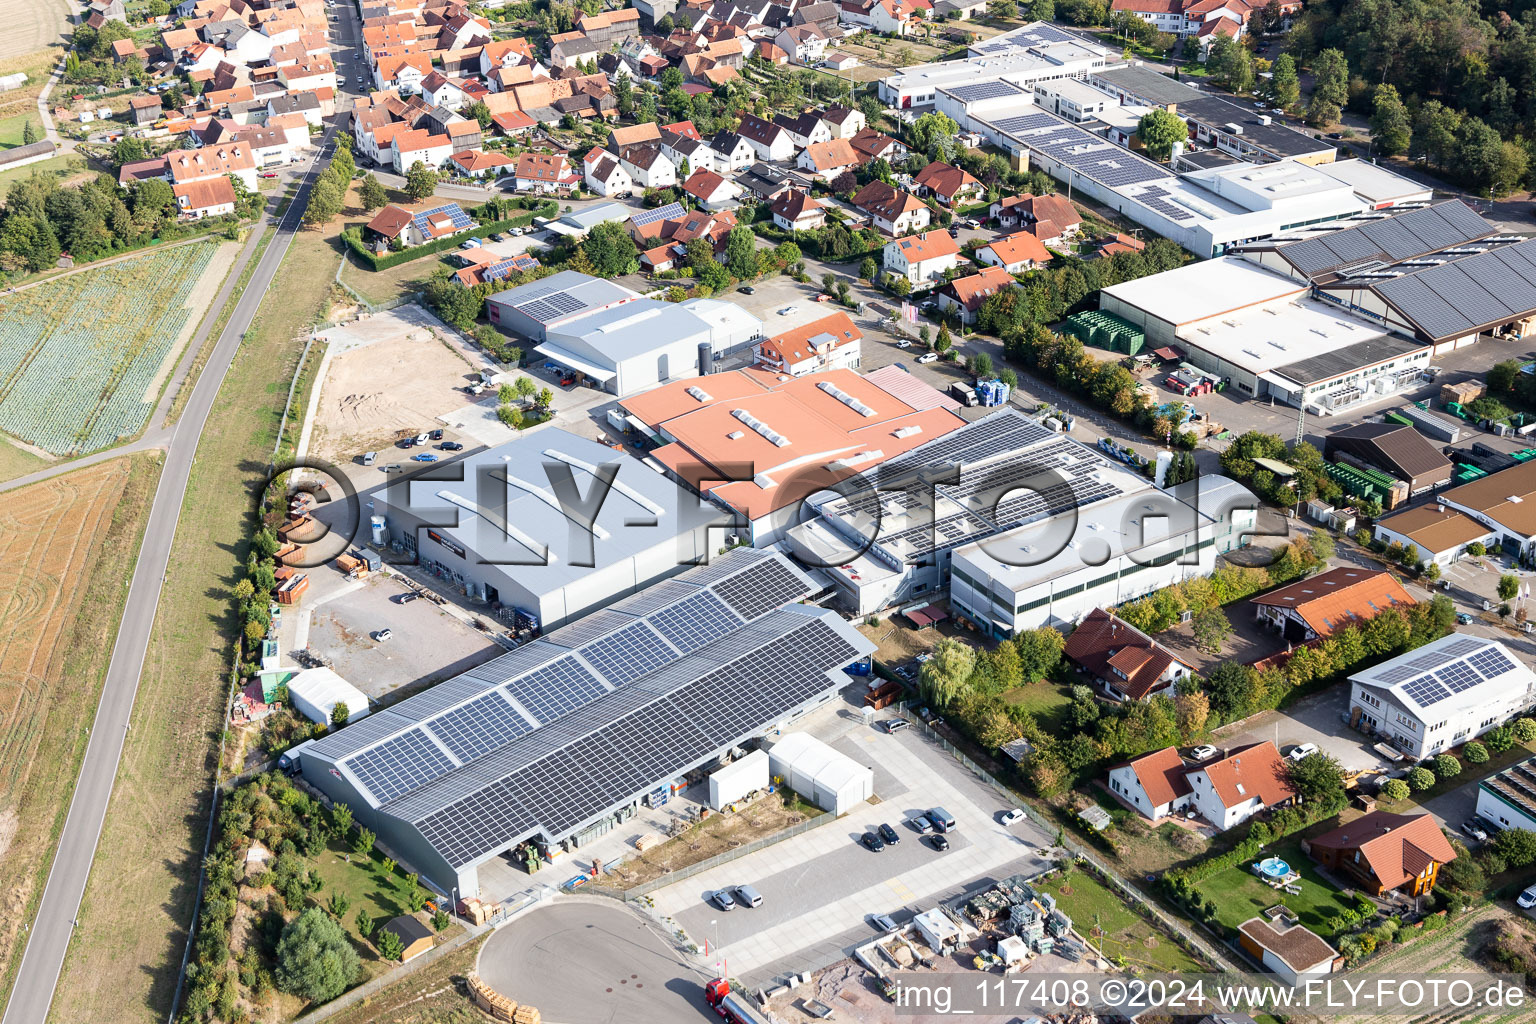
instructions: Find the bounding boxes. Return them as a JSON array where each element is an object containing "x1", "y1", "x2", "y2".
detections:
[{"x1": 0, "y1": 242, "x2": 217, "y2": 454}]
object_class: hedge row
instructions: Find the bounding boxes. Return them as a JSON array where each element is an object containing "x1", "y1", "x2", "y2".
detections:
[{"x1": 344, "y1": 199, "x2": 557, "y2": 271}]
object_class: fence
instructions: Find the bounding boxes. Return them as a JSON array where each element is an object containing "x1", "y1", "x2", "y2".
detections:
[{"x1": 889, "y1": 706, "x2": 1239, "y2": 973}]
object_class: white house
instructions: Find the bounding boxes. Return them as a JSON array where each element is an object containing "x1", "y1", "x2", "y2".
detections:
[
  {"x1": 173, "y1": 177, "x2": 236, "y2": 218},
  {"x1": 1183, "y1": 741, "x2": 1295, "y2": 831},
  {"x1": 618, "y1": 145, "x2": 676, "y2": 189},
  {"x1": 753, "y1": 311, "x2": 862, "y2": 376},
  {"x1": 512, "y1": 152, "x2": 575, "y2": 191},
  {"x1": 883, "y1": 230, "x2": 959, "y2": 285},
  {"x1": 681, "y1": 169, "x2": 741, "y2": 210},
  {"x1": 734, "y1": 113, "x2": 796, "y2": 161},
  {"x1": 771, "y1": 189, "x2": 827, "y2": 232},
  {"x1": 853, "y1": 181, "x2": 930, "y2": 236},
  {"x1": 773, "y1": 110, "x2": 832, "y2": 149},
  {"x1": 1106, "y1": 747, "x2": 1192, "y2": 820},
  {"x1": 796, "y1": 138, "x2": 859, "y2": 180},
  {"x1": 974, "y1": 232, "x2": 1051, "y2": 274},
  {"x1": 871, "y1": 0, "x2": 916, "y2": 35},
  {"x1": 820, "y1": 105, "x2": 866, "y2": 139},
  {"x1": 584, "y1": 150, "x2": 634, "y2": 196},
  {"x1": 1348, "y1": 633, "x2": 1536, "y2": 759},
  {"x1": 420, "y1": 71, "x2": 468, "y2": 109},
  {"x1": 774, "y1": 24, "x2": 830, "y2": 64},
  {"x1": 708, "y1": 131, "x2": 756, "y2": 171},
  {"x1": 391, "y1": 129, "x2": 453, "y2": 173}
]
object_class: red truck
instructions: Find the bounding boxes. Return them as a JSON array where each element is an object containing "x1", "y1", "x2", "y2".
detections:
[{"x1": 704, "y1": 978, "x2": 772, "y2": 1024}]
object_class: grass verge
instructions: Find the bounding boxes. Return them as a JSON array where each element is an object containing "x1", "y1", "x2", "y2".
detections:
[
  {"x1": 49, "y1": 213, "x2": 347, "y2": 1023},
  {"x1": 0, "y1": 438, "x2": 48, "y2": 483},
  {"x1": 0, "y1": 453, "x2": 162, "y2": 1013},
  {"x1": 324, "y1": 933, "x2": 489, "y2": 1024}
]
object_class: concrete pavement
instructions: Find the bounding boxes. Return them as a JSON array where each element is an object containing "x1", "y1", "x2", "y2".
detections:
[{"x1": 0, "y1": 125, "x2": 343, "y2": 1024}]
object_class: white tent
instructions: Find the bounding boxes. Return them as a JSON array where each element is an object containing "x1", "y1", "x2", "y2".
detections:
[
  {"x1": 287, "y1": 667, "x2": 371, "y2": 726},
  {"x1": 708, "y1": 750, "x2": 769, "y2": 810},
  {"x1": 766, "y1": 733, "x2": 872, "y2": 816}
]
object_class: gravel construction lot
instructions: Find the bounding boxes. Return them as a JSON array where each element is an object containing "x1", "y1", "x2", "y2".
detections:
[
  {"x1": 478, "y1": 902, "x2": 719, "y2": 1024},
  {"x1": 309, "y1": 305, "x2": 492, "y2": 465},
  {"x1": 299, "y1": 571, "x2": 502, "y2": 700}
]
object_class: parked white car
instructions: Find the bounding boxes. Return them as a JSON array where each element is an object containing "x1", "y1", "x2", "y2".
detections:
[
  {"x1": 1000, "y1": 809, "x2": 1026, "y2": 826},
  {"x1": 916, "y1": 352, "x2": 939, "y2": 364},
  {"x1": 1288, "y1": 742, "x2": 1320, "y2": 762},
  {"x1": 1519, "y1": 884, "x2": 1536, "y2": 908}
]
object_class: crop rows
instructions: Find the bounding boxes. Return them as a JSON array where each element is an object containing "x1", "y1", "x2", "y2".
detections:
[{"x1": 0, "y1": 242, "x2": 217, "y2": 454}]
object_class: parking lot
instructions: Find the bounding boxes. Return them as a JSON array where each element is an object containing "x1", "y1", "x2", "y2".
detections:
[
  {"x1": 289, "y1": 568, "x2": 503, "y2": 701},
  {"x1": 651, "y1": 692, "x2": 1053, "y2": 989}
]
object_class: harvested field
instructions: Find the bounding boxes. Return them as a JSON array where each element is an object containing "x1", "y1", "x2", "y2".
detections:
[
  {"x1": 0, "y1": 453, "x2": 160, "y2": 1009},
  {"x1": 0, "y1": 240, "x2": 237, "y2": 454},
  {"x1": 0, "y1": 14, "x2": 65, "y2": 89},
  {"x1": 309, "y1": 305, "x2": 482, "y2": 462},
  {"x1": 601, "y1": 793, "x2": 815, "y2": 890}
]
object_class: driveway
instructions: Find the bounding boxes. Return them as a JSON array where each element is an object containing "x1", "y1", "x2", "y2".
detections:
[
  {"x1": 651, "y1": 704, "x2": 1052, "y2": 989},
  {"x1": 1220, "y1": 686, "x2": 1383, "y2": 774}
]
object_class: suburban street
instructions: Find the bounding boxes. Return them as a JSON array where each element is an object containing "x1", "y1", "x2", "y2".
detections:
[{"x1": 0, "y1": 79, "x2": 349, "y2": 1024}]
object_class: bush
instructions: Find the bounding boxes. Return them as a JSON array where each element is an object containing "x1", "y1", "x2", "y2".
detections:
[
  {"x1": 1514, "y1": 718, "x2": 1536, "y2": 742},
  {"x1": 1380, "y1": 778, "x2": 1410, "y2": 801},
  {"x1": 1432, "y1": 753, "x2": 1462, "y2": 779},
  {"x1": 274, "y1": 908, "x2": 360, "y2": 1003},
  {"x1": 1407, "y1": 766, "x2": 1436, "y2": 791},
  {"x1": 1463, "y1": 740, "x2": 1489, "y2": 764}
]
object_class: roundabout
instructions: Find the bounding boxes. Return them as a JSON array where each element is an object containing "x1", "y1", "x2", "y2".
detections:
[{"x1": 477, "y1": 900, "x2": 720, "y2": 1024}]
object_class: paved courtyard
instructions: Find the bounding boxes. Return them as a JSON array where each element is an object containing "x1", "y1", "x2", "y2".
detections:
[
  {"x1": 651, "y1": 700, "x2": 1053, "y2": 989},
  {"x1": 478, "y1": 901, "x2": 720, "y2": 1023},
  {"x1": 295, "y1": 570, "x2": 502, "y2": 700}
]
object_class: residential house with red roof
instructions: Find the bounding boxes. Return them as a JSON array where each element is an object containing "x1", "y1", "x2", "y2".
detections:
[
  {"x1": 491, "y1": 109, "x2": 538, "y2": 137},
  {"x1": 1107, "y1": 747, "x2": 1192, "y2": 819},
  {"x1": 1304, "y1": 811, "x2": 1456, "y2": 897},
  {"x1": 753, "y1": 312, "x2": 862, "y2": 377},
  {"x1": 870, "y1": 0, "x2": 917, "y2": 35},
  {"x1": 938, "y1": 265, "x2": 1014, "y2": 324},
  {"x1": 167, "y1": 142, "x2": 256, "y2": 190},
  {"x1": 173, "y1": 177, "x2": 237, "y2": 219},
  {"x1": 513, "y1": 152, "x2": 576, "y2": 192},
  {"x1": 883, "y1": 229, "x2": 958, "y2": 285},
  {"x1": 363, "y1": 202, "x2": 475, "y2": 250},
  {"x1": 989, "y1": 192, "x2": 1081, "y2": 245},
  {"x1": 854, "y1": 180, "x2": 929, "y2": 236},
  {"x1": 796, "y1": 138, "x2": 859, "y2": 181},
  {"x1": 975, "y1": 231, "x2": 1051, "y2": 274},
  {"x1": 681, "y1": 168, "x2": 742, "y2": 210},
  {"x1": 1063, "y1": 608, "x2": 1195, "y2": 703},
  {"x1": 849, "y1": 127, "x2": 908, "y2": 165},
  {"x1": 374, "y1": 52, "x2": 432, "y2": 95},
  {"x1": 1251, "y1": 567, "x2": 1415, "y2": 644},
  {"x1": 1185, "y1": 741, "x2": 1296, "y2": 830},
  {"x1": 771, "y1": 190, "x2": 825, "y2": 232},
  {"x1": 391, "y1": 128, "x2": 453, "y2": 173},
  {"x1": 913, "y1": 160, "x2": 982, "y2": 207},
  {"x1": 452, "y1": 149, "x2": 516, "y2": 179}
]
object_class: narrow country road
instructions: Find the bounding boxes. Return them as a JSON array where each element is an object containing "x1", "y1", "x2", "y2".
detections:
[{"x1": 0, "y1": 127, "x2": 342, "y2": 1024}]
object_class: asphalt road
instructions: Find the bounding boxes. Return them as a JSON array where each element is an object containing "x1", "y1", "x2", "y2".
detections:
[{"x1": 0, "y1": 128, "x2": 343, "y2": 1024}]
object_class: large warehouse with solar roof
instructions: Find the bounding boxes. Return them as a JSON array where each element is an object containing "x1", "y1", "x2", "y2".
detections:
[{"x1": 298, "y1": 549, "x2": 873, "y2": 897}]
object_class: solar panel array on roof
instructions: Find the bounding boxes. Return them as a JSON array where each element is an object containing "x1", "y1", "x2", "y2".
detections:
[
  {"x1": 483, "y1": 256, "x2": 535, "y2": 282},
  {"x1": 412, "y1": 203, "x2": 472, "y2": 235},
  {"x1": 987, "y1": 111, "x2": 1170, "y2": 191},
  {"x1": 320, "y1": 550, "x2": 811, "y2": 807},
  {"x1": 1279, "y1": 202, "x2": 1493, "y2": 278},
  {"x1": 1369, "y1": 636, "x2": 1523, "y2": 710},
  {"x1": 1138, "y1": 185, "x2": 1192, "y2": 223},
  {"x1": 945, "y1": 80, "x2": 1025, "y2": 102},
  {"x1": 629, "y1": 201, "x2": 686, "y2": 228},
  {"x1": 404, "y1": 614, "x2": 861, "y2": 867},
  {"x1": 1373, "y1": 238, "x2": 1536, "y2": 341}
]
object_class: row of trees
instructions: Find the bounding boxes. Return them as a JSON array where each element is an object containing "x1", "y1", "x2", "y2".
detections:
[{"x1": 0, "y1": 168, "x2": 254, "y2": 277}]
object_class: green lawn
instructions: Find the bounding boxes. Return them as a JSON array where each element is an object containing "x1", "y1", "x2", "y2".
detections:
[
  {"x1": 1192, "y1": 839, "x2": 1360, "y2": 936},
  {"x1": 0, "y1": 112, "x2": 39, "y2": 149},
  {"x1": 0, "y1": 152, "x2": 87, "y2": 191},
  {"x1": 1002, "y1": 681, "x2": 1072, "y2": 731},
  {"x1": 1035, "y1": 866, "x2": 1205, "y2": 973}
]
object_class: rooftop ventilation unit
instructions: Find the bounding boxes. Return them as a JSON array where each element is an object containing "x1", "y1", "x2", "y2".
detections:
[
  {"x1": 731, "y1": 408, "x2": 791, "y2": 447},
  {"x1": 686, "y1": 385, "x2": 713, "y2": 402},
  {"x1": 892, "y1": 424, "x2": 923, "y2": 438},
  {"x1": 816, "y1": 380, "x2": 877, "y2": 417},
  {"x1": 727, "y1": 430, "x2": 745, "y2": 439}
]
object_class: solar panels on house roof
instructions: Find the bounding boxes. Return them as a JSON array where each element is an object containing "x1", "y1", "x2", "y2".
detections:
[
  {"x1": 629, "y1": 201, "x2": 687, "y2": 229},
  {"x1": 412, "y1": 202, "x2": 471, "y2": 234}
]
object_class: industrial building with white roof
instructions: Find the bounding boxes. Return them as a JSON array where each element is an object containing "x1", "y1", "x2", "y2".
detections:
[
  {"x1": 370, "y1": 427, "x2": 721, "y2": 632},
  {"x1": 298, "y1": 548, "x2": 875, "y2": 897},
  {"x1": 1100, "y1": 257, "x2": 1431, "y2": 409}
]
